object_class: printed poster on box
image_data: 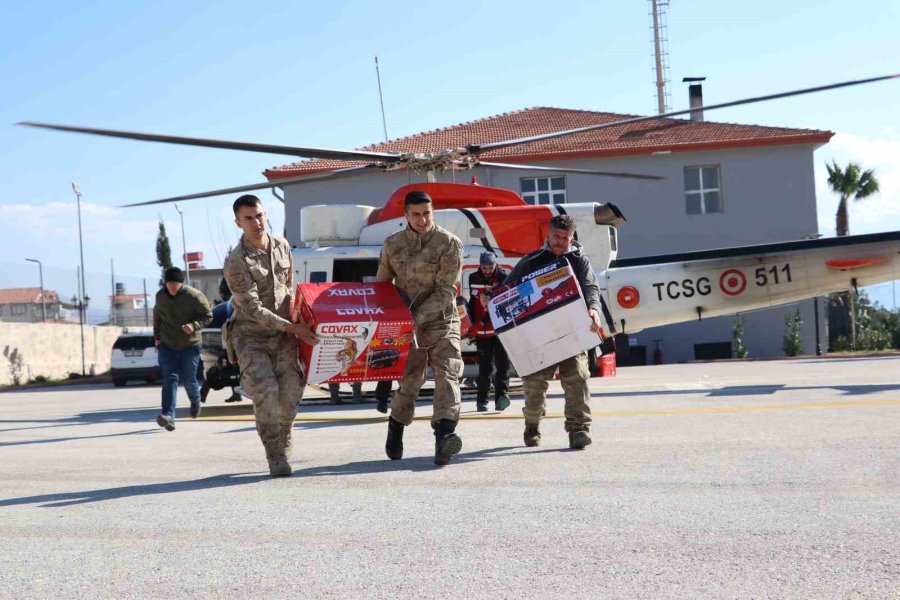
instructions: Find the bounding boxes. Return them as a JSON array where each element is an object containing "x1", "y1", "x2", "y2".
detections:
[
  {"x1": 293, "y1": 282, "x2": 414, "y2": 385},
  {"x1": 488, "y1": 258, "x2": 601, "y2": 376}
]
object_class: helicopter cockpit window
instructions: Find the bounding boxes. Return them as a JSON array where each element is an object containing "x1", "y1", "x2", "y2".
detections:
[
  {"x1": 684, "y1": 165, "x2": 722, "y2": 215},
  {"x1": 520, "y1": 176, "x2": 567, "y2": 205}
]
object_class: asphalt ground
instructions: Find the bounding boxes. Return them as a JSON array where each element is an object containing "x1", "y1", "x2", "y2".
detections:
[{"x1": 1, "y1": 357, "x2": 898, "y2": 599}]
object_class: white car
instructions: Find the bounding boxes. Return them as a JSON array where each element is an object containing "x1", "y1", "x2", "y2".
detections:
[{"x1": 110, "y1": 330, "x2": 160, "y2": 387}]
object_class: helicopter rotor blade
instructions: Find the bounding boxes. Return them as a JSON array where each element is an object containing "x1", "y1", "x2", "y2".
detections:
[
  {"x1": 119, "y1": 165, "x2": 379, "y2": 207},
  {"x1": 17, "y1": 122, "x2": 402, "y2": 162},
  {"x1": 477, "y1": 161, "x2": 663, "y2": 180},
  {"x1": 470, "y1": 72, "x2": 900, "y2": 154}
]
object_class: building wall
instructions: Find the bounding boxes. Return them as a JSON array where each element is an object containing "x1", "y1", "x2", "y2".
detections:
[
  {"x1": 0, "y1": 322, "x2": 123, "y2": 385},
  {"x1": 0, "y1": 302, "x2": 63, "y2": 323},
  {"x1": 280, "y1": 142, "x2": 825, "y2": 361}
]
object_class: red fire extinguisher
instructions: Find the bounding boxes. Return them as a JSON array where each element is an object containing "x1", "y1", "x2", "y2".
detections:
[{"x1": 653, "y1": 339, "x2": 663, "y2": 365}]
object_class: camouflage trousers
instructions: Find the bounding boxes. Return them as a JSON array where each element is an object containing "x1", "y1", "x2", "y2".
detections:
[
  {"x1": 232, "y1": 331, "x2": 305, "y2": 457},
  {"x1": 522, "y1": 351, "x2": 591, "y2": 432},
  {"x1": 391, "y1": 326, "x2": 462, "y2": 427}
]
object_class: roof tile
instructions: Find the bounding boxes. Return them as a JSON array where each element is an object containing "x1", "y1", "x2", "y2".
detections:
[{"x1": 265, "y1": 107, "x2": 831, "y2": 178}]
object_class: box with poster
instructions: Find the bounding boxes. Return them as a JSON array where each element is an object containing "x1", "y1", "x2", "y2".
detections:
[
  {"x1": 292, "y1": 282, "x2": 415, "y2": 385},
  {"x1": 488, "y1": 258, "x2": 604, "y2": 377}
]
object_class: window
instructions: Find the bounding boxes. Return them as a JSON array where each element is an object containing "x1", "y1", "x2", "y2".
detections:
[
  {"x1": 11, "y1": 304, "x2": 27, "y2": 316},
  {"x1": 684, "y1": 166, "x2": 722, "y2": 215},
  {"x1": 520, "y1": 176, "x2": 566, "y2": 205}
]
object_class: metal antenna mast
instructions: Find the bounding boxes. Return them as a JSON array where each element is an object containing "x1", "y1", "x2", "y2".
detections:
[
  {"x1": 650, "y1": 0, "x2": 672, "y2": 114},
  {"x1": 375, "y1": 56, "x2": 389, "y2": 142}
]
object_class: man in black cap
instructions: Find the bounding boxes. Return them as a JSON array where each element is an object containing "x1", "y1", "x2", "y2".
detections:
[
  {"x1": 153, "y1": 267, "x2": 213, "y2": 430},
  {"x1": 467, "y1": 251, "x2": 511, "y2": 412}
]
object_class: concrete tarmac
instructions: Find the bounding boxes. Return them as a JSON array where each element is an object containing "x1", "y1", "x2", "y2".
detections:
[{"x1": 1, "y1": 356, "x2": 898, "y2": 599}]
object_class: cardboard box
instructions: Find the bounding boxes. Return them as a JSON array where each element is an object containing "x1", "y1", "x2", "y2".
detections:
[
  {"x1": 488, "y1": 258, "x2": 602, "y2": 377},
  {"x1": 293, "y1": 282, "x2": 414, "y2": 385}
]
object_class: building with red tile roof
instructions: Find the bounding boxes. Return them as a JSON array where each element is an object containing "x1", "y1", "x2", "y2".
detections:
[
  {"x1": 265, "y1": 107, "x2": 831, "y2": 179},
  {"x1": 269, "y1": 103, "x2": 833, "y2": 364}
]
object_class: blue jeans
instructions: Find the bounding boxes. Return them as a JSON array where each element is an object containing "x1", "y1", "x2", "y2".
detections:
[{"x1": 158, "y1": 343, "x2": 201, "y2": 418}]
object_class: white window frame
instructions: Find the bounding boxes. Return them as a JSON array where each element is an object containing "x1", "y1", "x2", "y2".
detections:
[
  {"x1": 684, "y1": 165, "x2": 723, "y2": 215},
  {"x1": 520, "y1": 176, "x2": 567, "y2": 205}
]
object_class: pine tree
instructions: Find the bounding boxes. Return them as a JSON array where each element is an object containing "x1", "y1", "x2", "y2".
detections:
[
  {"x1": 732, "y1": 315, "x2": 749, "y2": 359},
  {"x1": 156, "y1": 220, "x2": 173, "y2": 286}
]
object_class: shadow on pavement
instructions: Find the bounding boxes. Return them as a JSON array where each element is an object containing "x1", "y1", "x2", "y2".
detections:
[
  {"x1": 584, "y1": 382, "x2": 900, "y2": 400},
  {"x1": 0, "y1": 472, "x2": 270, "y2": 508},
  {"x1": 0, "y1": 446, "x2": 534, "y2": 508},
  {"x1": 291, "y1": 445, "x2": 521, "y2": 477},
  {"x1": 0, "y1": 428, "x2": 158, "y2": 447}
]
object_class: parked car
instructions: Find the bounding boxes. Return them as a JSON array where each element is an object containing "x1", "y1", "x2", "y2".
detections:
[{"x1": 110, "y1": 330, "x2": 160, "y2": 386}]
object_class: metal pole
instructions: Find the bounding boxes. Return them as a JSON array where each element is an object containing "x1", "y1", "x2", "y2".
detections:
[
  {"x1": 76, "y1": 266, "x2": 86, "y2": 376},
  {"x1": 651, "y1": 0, "x2": 667, "y2": 115},
  {"x1": 813, "y1": 297, "x2": 822, "y2": 356},
  {"x1": 375, "y1": 56, "x2": 389, "y2": 142},
  {"x1": 73, "y1": 183, "x2": 87, "y2": 376},
  {"x1": 25, "y1": 258, "x2": 45, "y2": 322},
  {"x1": 174, "y1": 203, "x2": 191, "y2": 286},
  {"x1": 110, "y1": 258, "x2": 116, "y2": 327},
  {"x1": 143, "y1": 279, "x2": 150, "y2": 326}
]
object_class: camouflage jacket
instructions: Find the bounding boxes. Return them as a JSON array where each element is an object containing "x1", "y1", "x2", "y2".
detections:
[
  {"x1": 223, "y1": 234, "x2": 294, "y2": 336},
  {"x1": 377, "y1": 224, "x2": 463, "y2": 333}
]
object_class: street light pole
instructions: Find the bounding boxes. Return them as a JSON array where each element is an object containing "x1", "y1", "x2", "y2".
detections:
[
  {"x1": 174, "y1": 203, "x2": 191, "y2": 286},
  {"x1": 25, "y1": 258, "x2": 46, "y2": 322},
  {"x1": 72, "y1": 183, "x2": 88, "y2": 376}
]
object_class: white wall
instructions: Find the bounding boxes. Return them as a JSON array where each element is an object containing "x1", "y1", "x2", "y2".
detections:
[{"x1": 0, "y1": 323, "x2": 123, "y2": 385}]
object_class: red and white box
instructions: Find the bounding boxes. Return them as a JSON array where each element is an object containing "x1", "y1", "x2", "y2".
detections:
[
  {"x1": 293, "y1": 282, "x2": 414, "y2": 385},
  {"x1": 488, "y1": 258, "x2": 604, "y2": 377}
]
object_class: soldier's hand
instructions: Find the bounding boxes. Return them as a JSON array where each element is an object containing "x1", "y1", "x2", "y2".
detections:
[
  {"x1": 588, "y1": 308, "x2": 603, "y2": 334},
  {"x1": 479, "y1": 295, "x2": 489, "y2": 308},
  {"x1": 287, "y1": 322, "x2": 319, "y2": 346},
  {"x1": 181, "y1": 323, "x2": 194, "y2": 334}
]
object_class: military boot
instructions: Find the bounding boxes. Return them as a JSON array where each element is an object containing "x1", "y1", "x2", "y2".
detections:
[
  {"x1": 568, "y1": 430, "x2": 592, "y2": 450},
  {"x1": 280, "y1": 423, "x2": 294, "y2": 461},
  {"x1": 385, "y1": 416, "x2": 405, "y2": 460},
  {"x1": 264, "y1": 442, "x2": 292, "y2": 477},
  {"x1": 523, "y1": 423, "x2": 541, "y2": 447},
  {"x1": 329, "y1": 384, "x2": 343, "y2": 405},
  {"x1": 433, "y1": 419, "x2": 463, "y2": 466}
]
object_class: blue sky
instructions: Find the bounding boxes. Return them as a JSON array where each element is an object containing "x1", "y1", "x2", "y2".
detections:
[{"x1": 2, "y1": 0, "x2": 899, "y2": 310}]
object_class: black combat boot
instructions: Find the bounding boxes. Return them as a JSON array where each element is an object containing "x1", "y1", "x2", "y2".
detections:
[
  {"x1": 351, "y1": 382, "x2": 363, "y2": 403},
  {"x1": 523, "y1": 423, "x2": 541, "y2": 447},
  {"x1": 329, "y1": 384, "x2": 343, "y2": 405},
  {"x1": 385, "y1": 416, "x2": 405, "y2": 460},
  {"x1": 433, "y1": 419, "x2": 463, "y2": 466},
  {"x1": 568, "y1": 430, "x2": 592, "y2": 450}
]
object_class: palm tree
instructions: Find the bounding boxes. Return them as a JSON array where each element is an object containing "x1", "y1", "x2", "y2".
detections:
[
  {"x1": 826, "y1": 160, "x2": 879, "y2": 237},
  {"x1": 825, "y1": 160, "x2": 880, "y2": 349}
]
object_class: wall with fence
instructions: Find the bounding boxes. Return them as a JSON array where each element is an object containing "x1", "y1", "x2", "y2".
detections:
[{"x1": 0, "y1": 322, "x2": 124, "y2": 385}]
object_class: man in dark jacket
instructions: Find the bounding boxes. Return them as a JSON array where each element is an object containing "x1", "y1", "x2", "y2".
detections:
[
  {"x1": 153, "y1": 267, "x2": 213, "y2": 430},
  {"x1": 467, "y1": 251, "x2": 511, "y2": 412},
  {"x1": 501, "y1": 214, "x2": 615, "y2": 450}
]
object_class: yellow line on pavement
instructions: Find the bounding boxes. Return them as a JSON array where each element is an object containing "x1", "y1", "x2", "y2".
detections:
[{"x1": 194, "y1": 398, "x2": 900, "y2": 423}]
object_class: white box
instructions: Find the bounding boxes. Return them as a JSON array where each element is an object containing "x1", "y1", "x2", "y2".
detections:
[{"x1": 488, "y1": 258, "x2": 601, "y2": 376}]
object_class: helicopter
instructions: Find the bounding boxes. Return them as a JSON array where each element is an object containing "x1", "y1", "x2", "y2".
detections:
[{"x1": 17, "y1": 71, "x2": 900, "y2": 389}]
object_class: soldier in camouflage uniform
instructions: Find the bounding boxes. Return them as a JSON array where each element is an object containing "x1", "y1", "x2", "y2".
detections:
[
  {"x1": 223, "y1": 195, "x2": 318, "y2": 476},
  {"x1": 376, "y1": 190, "x2": 465, "y2": 466},
  {"x1": 501, "y1": 214, "x2": 615, "y2": 450}
]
